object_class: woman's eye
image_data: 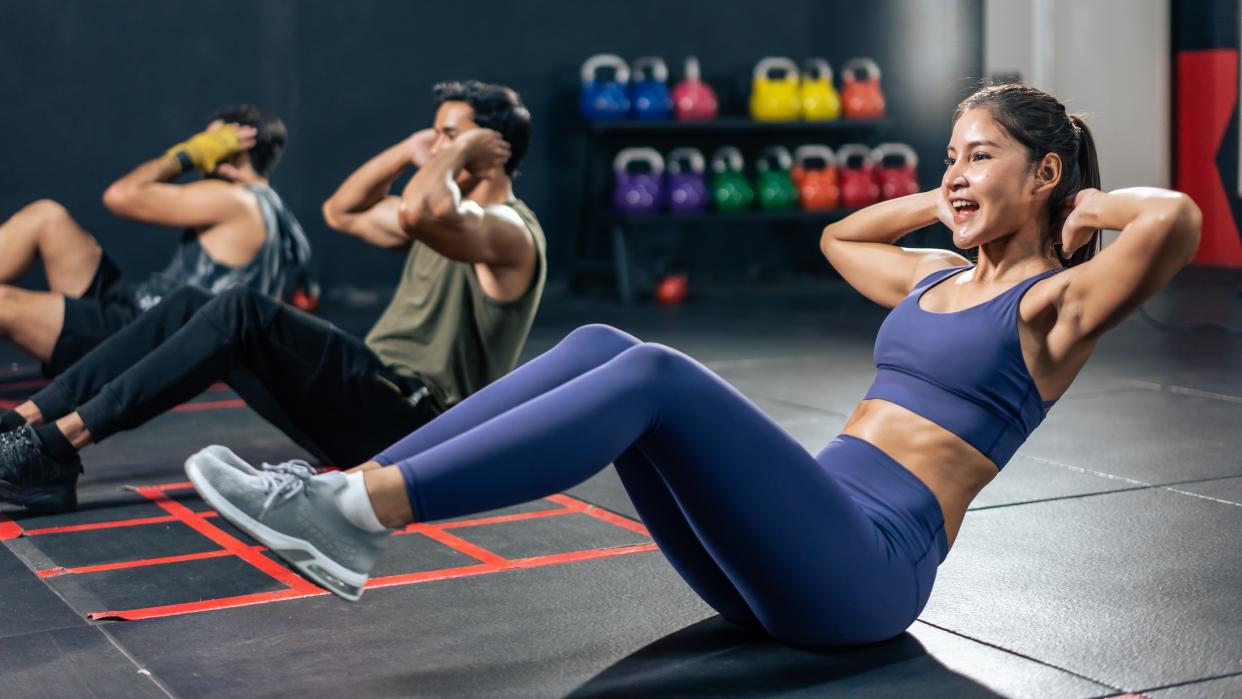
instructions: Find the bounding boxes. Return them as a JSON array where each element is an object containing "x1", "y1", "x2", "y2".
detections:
[
  {"x1": 943, "y1": 157, "x2": 956, "y2": 166},
  {"x1": 971, "y1": 152, "x2": 990, "y2": 161}
]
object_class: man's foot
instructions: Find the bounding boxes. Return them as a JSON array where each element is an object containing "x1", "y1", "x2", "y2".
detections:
[
  {"x1": 185, "y1": 446, "x2": 385, "y2": 601},
  {"x1": 0, "y1": 425, "x2": 82, "y2": 513},
  {"x1": 0, "y1": 410, "x2": 27, "y2": 434}
]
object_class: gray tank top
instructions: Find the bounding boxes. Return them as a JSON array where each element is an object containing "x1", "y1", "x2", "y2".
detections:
[
  {"x1": 364, "y1": 198, "x2": 547, "y2": 411},
  {"x1": 132, "y1": 184, "x2": 311, "y2": 310}
]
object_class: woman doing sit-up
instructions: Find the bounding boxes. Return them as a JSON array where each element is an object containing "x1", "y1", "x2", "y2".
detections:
[{"x1": 186, "y1": 84, "x2": 1201, "y2": 647}]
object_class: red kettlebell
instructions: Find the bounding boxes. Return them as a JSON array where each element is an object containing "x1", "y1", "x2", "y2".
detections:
[
  {"x1": 872, "y1": 143, "x2": 920, "y2": 201},
  {"x1": 841, "y1": 58, "x2": 886, "y2": 120},
  {"x1": 837, "y1": 144, "x2": 879, "y2": 209},
  {"x1": 655, "y1": 273, "x2": 689, "y2": 306},
  {"x1": 291, "y1": 287, "x2": 320, "y2": 312},
  {"x1": 791, "y1": 144, "x2": 839, "y2": 210},
  {"x1": 672, "y1": 57, "x2": 718, "y2": 121}
]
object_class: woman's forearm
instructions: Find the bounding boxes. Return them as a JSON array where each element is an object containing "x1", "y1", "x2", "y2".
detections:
[
  {"x1": 1076, "y1": 187, "x2": 1191, "y2": 233},
  {"x1": 821, "y1": 190, "x2": 942, "y2": 246}
]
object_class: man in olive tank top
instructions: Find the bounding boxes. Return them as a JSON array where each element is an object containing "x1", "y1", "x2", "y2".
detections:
[{"x1": 0, "y1": 81, "x2": 545, "y2": 514}]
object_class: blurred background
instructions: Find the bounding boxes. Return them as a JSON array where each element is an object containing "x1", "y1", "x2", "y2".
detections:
[{"x1": 0, "y1": 0, "x2": 1236, "y2": 309}]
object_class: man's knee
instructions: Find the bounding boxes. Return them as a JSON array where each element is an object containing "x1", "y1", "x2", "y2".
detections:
[
  {"x1": 153, "y1": 285, "x2": 215, "y2": 319},
  {"x1": 0, "y1": 284, "x2": 20, "y2": 332},
  {"x1": 202, "y1": 286, "x2": 273, "y2": 331},
  {"x1": 11, "y1": 199, "x2": 73, "y2": 231}
]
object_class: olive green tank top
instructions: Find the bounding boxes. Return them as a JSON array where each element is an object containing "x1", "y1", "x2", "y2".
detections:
[{"x1": 364, "y1": 198, "x2": 546, "y2": 411}]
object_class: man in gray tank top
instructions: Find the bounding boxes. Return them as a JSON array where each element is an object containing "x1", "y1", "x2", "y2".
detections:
[
  {"x1": 0, "y1": 104, "x2": 311, "y2": 376},
  {"x1": 0, "y1": 82, "x2": 545, "y2": 515}
]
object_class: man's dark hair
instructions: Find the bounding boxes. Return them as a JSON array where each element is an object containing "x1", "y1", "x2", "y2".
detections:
[
  {"x1": 210, "y1": 104, "x2": 287, "y2": 178},
  {"x1": 433, "y1": 81, "x2": 532, "y2": 177}
]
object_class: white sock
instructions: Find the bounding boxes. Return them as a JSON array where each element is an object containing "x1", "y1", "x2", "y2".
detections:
[{"x1": 333, "y1": 471, "x2": 389, "y2": 533}]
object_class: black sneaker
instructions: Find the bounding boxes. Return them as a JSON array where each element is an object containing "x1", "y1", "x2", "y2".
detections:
[
  {"x1": 0, "y1": 409, "x2": 27, "y2": 434},
  {"x1": 0, "y1": 425, "x2": 82, "y2": 513}
]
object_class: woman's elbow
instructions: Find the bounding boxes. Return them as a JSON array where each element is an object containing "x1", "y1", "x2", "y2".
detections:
[
  {"x1": 1170, "y1": 195, "x2": 1202, "y2": 256},
  {"x1": 1157, "y1": 195, "x2": 1202, "y2": 266},
  {"x1": 819, "y1": 225, "x2": 841, "y2": 258}
]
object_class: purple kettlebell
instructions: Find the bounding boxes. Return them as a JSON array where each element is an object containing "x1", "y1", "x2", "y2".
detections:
[
  {"x1": 665, "y1": 147, "x2": 709, "y2": 214},
  {"x1": 613, "y1": 147, "x2": 666, "y2": 214}
]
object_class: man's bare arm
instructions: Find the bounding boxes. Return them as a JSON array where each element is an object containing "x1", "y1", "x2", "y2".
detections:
[
  {"x1": 323, "y1": 130, "x2": 436, "y2": 250},
  {"x1": 395, "y1": 129, "x2": 528, "y2": 266}
]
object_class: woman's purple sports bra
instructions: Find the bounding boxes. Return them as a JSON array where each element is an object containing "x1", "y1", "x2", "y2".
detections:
[{"x1": 863, "y1": 265, "x2": 1064, "y2": 469}]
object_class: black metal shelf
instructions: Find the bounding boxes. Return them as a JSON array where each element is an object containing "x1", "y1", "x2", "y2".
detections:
[
  {"x1": 588, "y1": 117, "x2": 892, "y2": 135},
  {"x1": 573, "y1": 116, "x2": 897, "y2": 303}
]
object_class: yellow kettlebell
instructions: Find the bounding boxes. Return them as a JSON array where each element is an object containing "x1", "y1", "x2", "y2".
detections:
[
  {"x1": 750, "y1": 56, "x2": 801, "y2": 121},
  {"x1": 800, "y1": 58, "x2": 841, "y2": 121}
]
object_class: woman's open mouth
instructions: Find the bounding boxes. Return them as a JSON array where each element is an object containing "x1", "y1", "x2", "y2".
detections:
[{"x1": 951, "y1": 198, "x2": 980, "y2": 222}]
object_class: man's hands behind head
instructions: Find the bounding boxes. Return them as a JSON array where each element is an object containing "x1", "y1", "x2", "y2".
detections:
[
  {"x1": 166, "y1": 121, "x2": 258, "y2": 178},
  {"x1": 454, "y1": 128, "x2": 511, "y2": 175}
]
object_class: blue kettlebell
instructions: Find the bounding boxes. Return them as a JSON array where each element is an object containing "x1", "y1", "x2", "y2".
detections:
[
  {"x1": 613, "y1": 147, "x2": 665, "y2": 214},
  {"x1": 630, "y1": 56, "x2": 674, "y2": 120},
  {"x1": 665, "y1": 147, "x2": 709, "y2": 214},
  {"x1": 580, "y1": 54, "x2": 631, "y2": 121}
]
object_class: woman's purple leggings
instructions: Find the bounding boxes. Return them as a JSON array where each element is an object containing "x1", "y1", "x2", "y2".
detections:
[{"x1": 373, "y1": 325, "x2": 947, "y2": 646}]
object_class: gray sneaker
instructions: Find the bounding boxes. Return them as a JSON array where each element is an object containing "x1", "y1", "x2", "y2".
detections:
[
  {"x1": 185, "y1": 446, "x2": 387, "y2": 601},
  {"x1": 197, "y1": 445, "x2": 318, "y2": 480}
]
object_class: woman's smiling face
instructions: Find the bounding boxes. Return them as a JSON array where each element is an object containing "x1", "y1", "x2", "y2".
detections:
[{"x1": 942, "y1": 107, "x2": 1049, "y2": 250}]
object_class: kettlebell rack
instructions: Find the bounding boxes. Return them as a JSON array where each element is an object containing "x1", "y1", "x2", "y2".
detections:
[{"x1": 572, "y1": 117, "x2": 893, "y2": 303}]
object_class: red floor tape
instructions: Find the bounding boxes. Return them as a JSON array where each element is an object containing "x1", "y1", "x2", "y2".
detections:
[{"x1": 16, "y1": 480, "x2": 655, "y2": 622}]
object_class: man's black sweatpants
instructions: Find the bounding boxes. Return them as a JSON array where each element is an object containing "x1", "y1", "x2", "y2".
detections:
[{"x1": 31, "y1": 286, "x2": 435, "y2": 466}]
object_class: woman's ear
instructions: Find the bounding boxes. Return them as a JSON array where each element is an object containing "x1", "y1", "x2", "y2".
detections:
[{"x1": 1033, "y1": 152, "x2": 1063, "y2": 194}]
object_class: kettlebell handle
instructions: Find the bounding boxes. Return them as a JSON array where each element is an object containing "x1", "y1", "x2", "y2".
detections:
[
  {"x1": 753, "y1": 56, "x2": 799, "y2": 83},
  {"x1": 836, "y1": 143, "x2": 875, "y2": 169},
  {"x1": 666, "y1": 147, "x2": 707, "y2": 174},
  {"x1": 841, "y1": 58, "x2": 881, "y2": 82},
  {"x1": 794, "y1": 144, "x2": 837, "y2": 169},
  {"x1": 683, "y1": 56, "x2": 702, "y2": 82},
  {"x1": 631, "y1": 56, "x2": 669, "y2": 83},
  {"x1": 756, "y1": 145, "x2": 793, "y2": 172},
  {"x1": 613, "y1": 147, "x2": 665, "y2": 174},
  {"x1": 710, "y1": 146, "x2": 745, "y2": 174},
  {"x1": 582, "y1": 54, "x2": 631, "y2": 84},
  {"x1": 801, "y1": 58, "x2": 834, "y2": 83},
  {"x1": 872, "y1": 143, "x2": 918, "y2": 167}
]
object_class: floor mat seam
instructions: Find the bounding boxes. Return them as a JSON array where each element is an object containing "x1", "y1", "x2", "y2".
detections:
[
  {"x1": 91, "y1": 623, "x2": 180, "y2": 699},
  {"x1": 1134, "y1": 669, "x2": 1242, "y2": 695},
  {"x1": 1, "y1": 537, "x2": 178, "y2": 697},
  {"x1": 913, "y1": 619, "x2": 1127, "y2": 695}
]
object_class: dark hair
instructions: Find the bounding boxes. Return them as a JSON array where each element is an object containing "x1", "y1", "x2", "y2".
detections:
[
  {"x1": 433, "y1": 80, "x2": 532, "y2": 177},
  {"x1": 209, "y1": 104, "x2": 287, "y2": 177},
  {"x1": 954, "y1": 84, "x2": 1101, "y2": 267}
]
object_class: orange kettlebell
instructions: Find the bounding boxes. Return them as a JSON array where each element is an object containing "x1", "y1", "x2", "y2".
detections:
[
  {"x1": 791, "y1": 145, "x2": 839, "y2": 210},
  {"x1": 841, "y1": 58, "x2": 886, "y2": 119}
]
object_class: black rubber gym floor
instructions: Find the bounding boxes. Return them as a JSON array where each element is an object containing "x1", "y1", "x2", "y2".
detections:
[{"x1": 1, "y1": 268, "x2": 1240, "y2": 698}]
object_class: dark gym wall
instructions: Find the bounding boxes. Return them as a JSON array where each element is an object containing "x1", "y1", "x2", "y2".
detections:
[{"x1": 0, "y1": 1, "x2": 982, "y2": 288}]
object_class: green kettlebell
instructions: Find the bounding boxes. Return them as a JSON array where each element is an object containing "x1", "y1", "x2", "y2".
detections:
[
  {"x1": 755, "y1": 146, "x2": 798, "y2": 210},
  {"x1": 710, "y1": 146, "x2": 754, "y2": 212}
]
